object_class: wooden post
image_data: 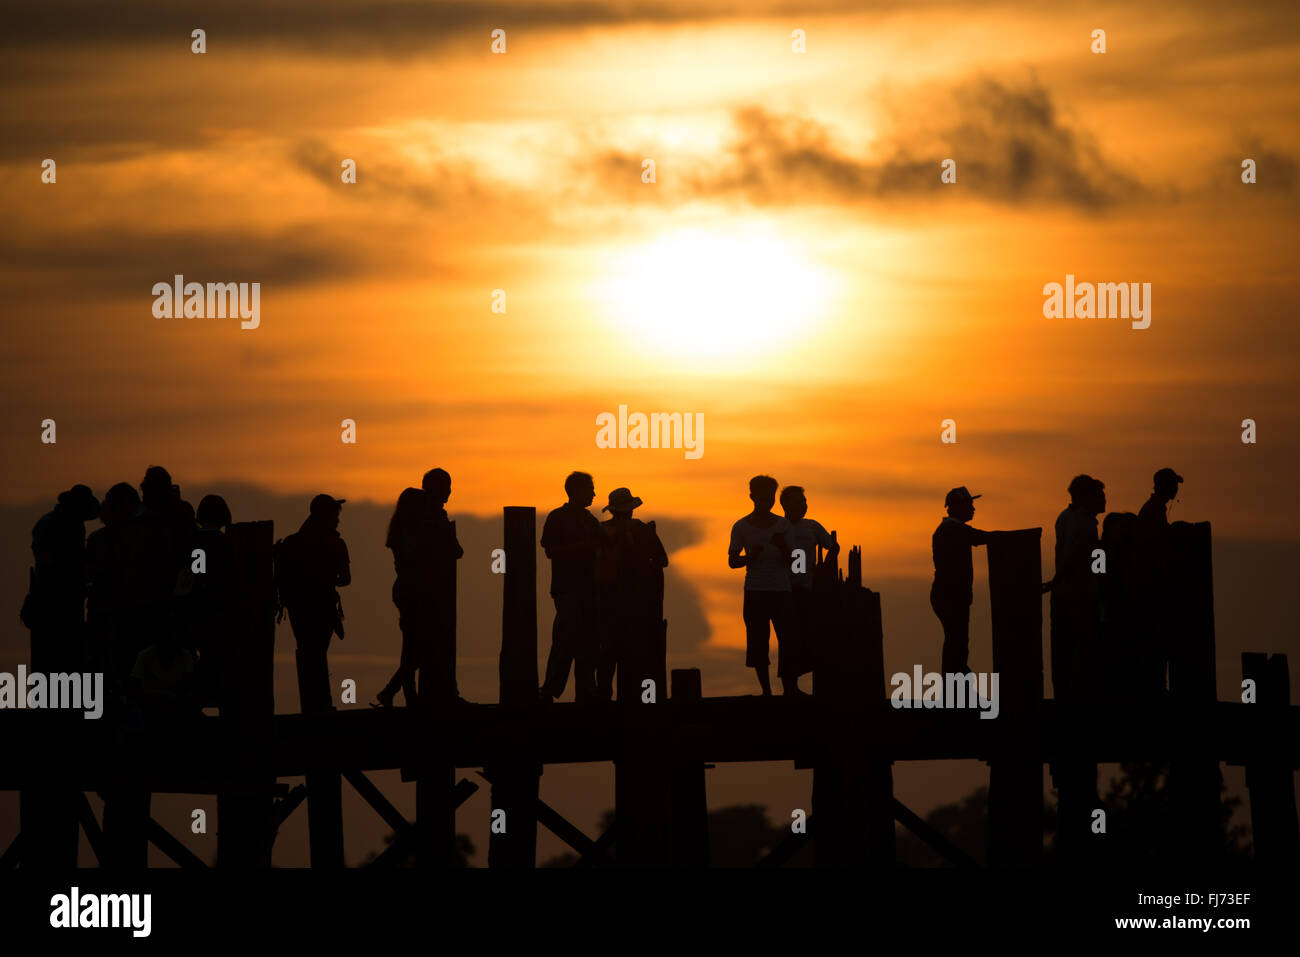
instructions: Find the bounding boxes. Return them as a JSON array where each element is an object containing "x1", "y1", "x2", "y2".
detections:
[
  {"x1": 669, "y1": 668, "x2": 708, "y2": 867},
  {"x1": 813, "y1": 561, "x2": 894, "y2": 868},
  {"x1": 1166, "y1": 521, "x2": 1223, "y2": 864},
  {"x1": 488, "y1": 507, "x2": 540, "y2": 868},
  {"x1": 985, "y1": 528, "x2": 1044, "y2": 867},
  {"x1": 416, "y1": 520, "x2": 460, "y2": 868},
  {"x1": 1241, "y1": 653, "x2": 1298, "y2": 866},
  {"x1": 217, "y1": 520, "x2": 277, "y2": 867}
]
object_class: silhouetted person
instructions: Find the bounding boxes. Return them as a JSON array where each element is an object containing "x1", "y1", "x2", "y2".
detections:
[
  {"x1": 1045, "y1": 475, "x2": 1105, "y2": 703},
  {"x1": 420, "y1": 468, "x2": 464, "y2": 703},
  {"x1": 375, "y1": 473, "x2": 463, "y2": 708},
  {"x1": 1045, "y1": 474, "x2": 1105, "y2": 862},
  {"x1": 539, "y1": 471, "x2": 602, "y2": 703},
  {"x1": 929, "y1": 486, "x2": 989, "y2": 678},
  {"x1": 85, "y1": 482, "x2": 140, "y2": 685},
  {"x1": 780, "y1": 485, "x2": 838, "y2": 681},
  {"x1": 19, "y1": 483, "x2": 98, "y2": 870},
  {"x1": 1135, "y1": 468, "x2": 1184, "y2": 694},
  {"x1": 376, "y1": 487, "x2": 427, "y2": 708},
  {"x1": 728, "y1": 475, "x2": 801, "y2": 696},
  {"x1": 277, "y1": 495, "x2": 351, "y2": 713},
  {"x1": 116, "y1": 466, "x2": 196, "y2": 685},
  {"x1": 595, "y1": 487, "x2": 668, "y2": 702},
  {"x1": 188, "y1": 494, "x2": 231, "y2": 705},
  {"x1": 24, "y1": 484, "x2": 100, "y2": 676},
  {"x1": 1138, "y1": 467, "x2": 1183, "y2": 536}
]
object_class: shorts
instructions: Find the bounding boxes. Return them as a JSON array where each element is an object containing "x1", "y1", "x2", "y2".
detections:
[{"x1": 743, "y1": 589, "x2": 799, "y2": 675}]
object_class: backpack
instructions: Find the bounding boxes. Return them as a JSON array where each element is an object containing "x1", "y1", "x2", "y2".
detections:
[{"x1": 272, "y1": 532, "x2": 310, "y2": 622}]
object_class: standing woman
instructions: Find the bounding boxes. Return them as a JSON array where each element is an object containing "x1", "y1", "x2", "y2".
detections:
[{"x1": 374, "y1": 487, "x2": 429, "y2": 707}]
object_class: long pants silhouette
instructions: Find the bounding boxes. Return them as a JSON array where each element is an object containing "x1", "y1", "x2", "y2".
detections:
[
  {"x1": 930, "y1": 594, "x2": 971, "y2": 675},
  {"x1": 542, "y1": 590, "x2": 598, "y2": 701},
  {"x1": 288, "y1": 606, "x2": 335, "y2": 713},
  {"x1": 381, "y1": 599, "x2": 458, "y2": 705},
  {"x1": 597, "y1": 592, "x2": 654, "y2": 701}
]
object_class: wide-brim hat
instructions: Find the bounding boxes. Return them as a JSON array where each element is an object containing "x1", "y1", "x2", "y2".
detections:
[{"x1": 603, "y1": 487, "x2": 643, "y2": 512}]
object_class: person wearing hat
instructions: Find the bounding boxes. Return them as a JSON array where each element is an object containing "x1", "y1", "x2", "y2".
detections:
[
  {"x1": 1046, "y1": 474, "x2": 1106, "y2": 702},
  {"x1": 277, "y1": 494, "x2": 351, "y2": 713},
  {"x1": 25, "y1": 484, "x2": 101, "y2": 675},
  {"x1": 930, "y1": 486, "x2": 990, "y2": 678},
  {"x1": 1138, "y1": 467, "x2": 1183, "y2": 535},
  {"x1": 595, "y1": 487, "x2": 668, "y2": 701}
]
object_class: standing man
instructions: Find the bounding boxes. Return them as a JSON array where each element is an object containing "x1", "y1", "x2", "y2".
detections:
[
  {"x1": 1135, "y1": 467, "x2": 1184, "y2": 694},
  {"x1": 729, "y1": 475, "x2": 801, "y2": 696},
  {"x1": 596, "y1": 487, "x2": 669, "y2": 702},
  {"x1": 421, "y1": 468, "x2": 464, "y2": 704},
  {"x1": 780, "y1": 485, "x2": 838, "y2": 681},
  {"x1": 1045, "y1": 475, "x2": 1105, "y2": 703},
  {"x1": 539, "y1": 472, "x2": 603, "y2": 703},
  {"x1": 277, "y1": 494, "x2": 351, "y2": 713},
  {"x1": 930, "y1": 486, "x2": 990, "y2": 678},
  {"x1": 1045, "y1": 474, "x2": 1105, "y2": 861}
]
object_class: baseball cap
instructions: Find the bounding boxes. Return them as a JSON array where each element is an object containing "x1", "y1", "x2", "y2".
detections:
[
  {"x1": 945, "y1": 486, "x2": 981, "y2": 508},
  {"x1": 309, "y1": 493, "x2": 346, "y2": 516}
]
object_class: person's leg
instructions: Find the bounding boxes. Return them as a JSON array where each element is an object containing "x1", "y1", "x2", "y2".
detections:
[
  {"x1": 292, "y1": 610, "x2": 334, "y2": 713},
  {"x1": 574, "y1": 591, "x2": 600, "y2": 703},
  {"x1": 540, "y1": 594, "x2": 575, "y2": 699},
  {"x1": 743, "y1": 590, "x2": 772, "y2": 695},
  {"x1": 938, "y1": 603, "x2": 971, "y2": 677},
  {"x1": 596, "y1": 590, "x2": 618, "y2": 701},
  {"x1": 771, "y1": 591, "x2": 805, "y2": 695}
]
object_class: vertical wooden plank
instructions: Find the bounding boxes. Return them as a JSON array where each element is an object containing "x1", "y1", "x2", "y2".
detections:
[
  {"x1": 488, "y1": 506, "x2": 539, "y2": 868},
  {"x1": 217, "y1": 520, "x2": 276, "y2": 867},
  {"x1": 669, "y1": 668, "x2": 708, "y2": 867},
  {"x1": 986, "y1": 528, "x2": 1044, "y2": 868},
  {"x1": 1241, "y1": 653, "x2": 1299, "y2": 866},
  {"x1": 813, "y1": 571, "x2": 894, "y2": 868},
  {"x1": 1166, "y1": 521, "x2": 1223, "y2": 864}
]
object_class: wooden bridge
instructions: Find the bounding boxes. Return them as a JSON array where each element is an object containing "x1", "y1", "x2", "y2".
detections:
[{"x1": 3, "y1": 510, "x2": 1298, "y2": 869}]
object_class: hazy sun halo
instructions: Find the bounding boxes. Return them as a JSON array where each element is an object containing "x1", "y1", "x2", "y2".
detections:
[{"x1": 594, "y1": 223, "x2": 837, "y2": 363}]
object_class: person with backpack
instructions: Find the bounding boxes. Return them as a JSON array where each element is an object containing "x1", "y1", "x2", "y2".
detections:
[
  {"x1": 595, "y1": 487, "x2": 668, "y2": 702},
  {"x1": 277, "y1": 494, "x2": 351, "y2": 713}
]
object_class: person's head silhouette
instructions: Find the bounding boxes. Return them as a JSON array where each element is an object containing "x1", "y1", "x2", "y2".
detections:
[
  {"x1": 423, "y1": 468, "x2": 452, "y2": 505},
  {"x1": 944, "y1": 486, "x2": 980, "y2": 523},
  {"x1": 603, "y1": 487, "x2": 642, "y2": 519},
  {"x1": 1152, "y1": 467, "x2": 1183, "y2": 504},
  {"x1": 309, "y1": 493, "x2": 345, "y2": 530},
  {"x1": 565, "y1": 471, "x2": 595, "y2": 507},
  {"x1": 780, "y1": 485, "x2": 808, "y2": 521},
  {"x1": 196, "y1": 494, "x2": 232, "y2": 530},
  {"x1": 749, "y1": 475, "x2": 778, "y2": 513}
]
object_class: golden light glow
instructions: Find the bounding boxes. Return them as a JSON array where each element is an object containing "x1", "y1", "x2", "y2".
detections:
[{"x1": 592, "y1": 222, "x2": 838, "y2": 362}]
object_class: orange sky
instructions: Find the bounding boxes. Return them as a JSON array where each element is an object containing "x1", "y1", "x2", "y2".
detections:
[{"x1": 3, "y1": 0, "x2": 1299, "y2": 662}]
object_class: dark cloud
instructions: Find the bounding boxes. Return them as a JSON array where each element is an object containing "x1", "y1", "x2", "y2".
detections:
[
  {"x1": 590, "y1": 78, "x2": 1154, "y2": 211},
  {"x1": 0, "y1": 224, "x2": 419, "y2": 301},
  {"x1": 0, "y1": 0, "x2": 796, "y2": 54}
]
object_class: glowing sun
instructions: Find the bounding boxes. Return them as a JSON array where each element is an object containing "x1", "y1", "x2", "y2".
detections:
[{"x1": 593, "y1": 223, "x2": 837, "y2": 361}]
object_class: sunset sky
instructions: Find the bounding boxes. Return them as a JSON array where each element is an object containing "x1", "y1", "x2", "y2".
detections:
[
  {"x1": 2, "y1": 0, "x2": 1299, "y2": 869},
  {"x1": 3, "y1": 0, "x2": 1299, "y2": 679}
]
